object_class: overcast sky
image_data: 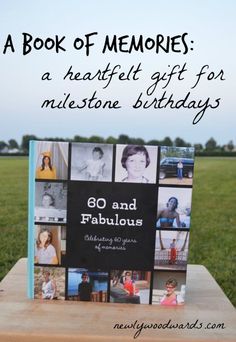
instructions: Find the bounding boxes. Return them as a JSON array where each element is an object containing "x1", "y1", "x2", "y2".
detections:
[{"x1": 0, "y1": 1, "x2": 235, "y2": 145}]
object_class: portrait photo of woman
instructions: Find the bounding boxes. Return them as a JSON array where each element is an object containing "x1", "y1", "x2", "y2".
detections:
[
  {"x1": 35, "y1": 227, "x2": 58, "y2": 265},
  {"x1": 35, "y1": 141, "x2": 69, "y2": 180},
  {"x1": 156, "y1": 187, "x2": 193, "y2": 229},
  {"x1": 157, "y1": 196, "x2": 181, "y2": 228},
  {"x1": 152, "y1": 270, "x2": 186, "y2": 305},
  {"x1": 34, "y1": 224, "x2": 66, "y2": 266},
  {"x1": 159, "y1": 278, "x2": 185, "y2": 306},
  {"x1": 34, "y1": 267, "x2": 65, "y2": 300},
  {"x1": 36, "y1": 151, "x2": 57, "y2": 180}
]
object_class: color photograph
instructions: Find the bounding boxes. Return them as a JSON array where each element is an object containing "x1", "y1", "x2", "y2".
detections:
[
  {"x1": 156, "y1": 187, "x2": 192, "y2": 229},
  {"x1": 35, "y1": 141, "x2": 69, "y2": 180},
  {"x1": 34, "y1": 266, "x2": 65, "y2": 300},
  {"x1": 110, "y1": 270, "x2": 151, "y2": 304},
  {"x1": 0, "y1": 0, "x2": 235, "y2": 340},
  {"x1": 152, "y1": 270, "x2": 186, "y2": 305},
  {"x1": 34, "y1": 225, "x2": 66, "y2": 265},
  {"x1": 159, "y1": 146, "x2": 194, "y2": 186},
  {"x1": 154, "y1": 230, "x2": 189, "y2": 271},
  {"x1": 67, "y1": 268, "x2": 109, "y2": 302}
]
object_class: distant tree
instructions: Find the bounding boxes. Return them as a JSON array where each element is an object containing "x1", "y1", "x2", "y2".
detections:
[
  {"x1": 194, "y1": 143, "x2": 203, "y2": 152},
  {"x1": 8, "y1": 139, "x2": 19, "y2": 149},
  {"x1": 21, "y1": 134, "x2": 38, "y2": 153},
  {"x1": 129, "y1": 137, "x2": 145, "y2": 145},
  {"x1": 73, "y1": 135, "x2": 88, "y2": 142},
  {"x1": 205, "y1": 137, "x2": 217, "y2": 151},
  {"x1": 175, "y1": 137, "x2": 185, "y2": 147},
  {"x1": 0, "y1": 140, "x2": 8, "y2": 151},
  {"x1": 117, "y1": 134, "x2": 131, "y2": 144},
  {"x1": 147, "y1": 140, "x2": 161, "y2": 146},
  {"x1": 219, "y1": 145, "x2": 225, "y2": 152},
  {"x1": 88, "y1": 136, "x2": 104, "y2": 143},
  {"x1": 161, "y1": 137, "x2": 173, "y2": 146},
  {"x1": 227, "y1": 140, "x2": 234, "y2": 151},
  {"x1": 105, "y1": 136, "x2": 117, "y2": 144},
  {"x1": 174, "y1": 137, "x2": 191, "y2": 147},
  {"x1": 43, "y1": 137, "x2": 66, "y2": 142}
]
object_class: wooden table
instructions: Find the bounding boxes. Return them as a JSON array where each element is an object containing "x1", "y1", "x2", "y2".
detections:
[{"x1": 0, "y1": 258, "x2": 235, "y2": 341}]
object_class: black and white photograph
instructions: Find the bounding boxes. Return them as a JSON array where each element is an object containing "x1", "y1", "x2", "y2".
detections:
[
  {"x1": 35, "y1": 141, "x2": 69, "y2": 180},
  {"x1": 159, "y1": 146, "x2": 194, "y2": 186},
  {"x1": 70, "y1": 143, "x2": 113, "y2": 182},
  {"x1": 115, "y1": 145, "x2": 158, "y2": 184},
  {"x1": 34, "y1": 225, "x2": 66, "y2": 266},
  {"x1": 152, "y1": 270, "x2": 186, "y2": 306},
  {"x1": 156, "y1": 187, "x2": 193, "y2": 229},
  {"x1": 34, "y1": 182, "x2": 67, "y2": 223},
  {"x1": 154, "y1": 230, "x2": 189, "y2": 271}
]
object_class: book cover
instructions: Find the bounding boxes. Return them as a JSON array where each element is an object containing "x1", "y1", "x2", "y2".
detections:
[{"x1": 28, "y1": 140, "x2": 194, "y2": 305}]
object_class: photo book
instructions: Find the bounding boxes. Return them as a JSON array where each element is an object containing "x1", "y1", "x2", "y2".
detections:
[{"x1": 28, "y1": 140, "x2": 195, "y2": 305}]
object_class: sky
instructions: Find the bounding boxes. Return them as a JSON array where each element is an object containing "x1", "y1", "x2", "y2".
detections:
[{"x1": 0, "y1": 0, "x2": 235, "y2": 145}]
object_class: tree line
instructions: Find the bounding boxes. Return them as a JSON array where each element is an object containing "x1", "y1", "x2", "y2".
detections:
[{"x1": 0, "y1": 134, "x2": 235, "y2": 155}]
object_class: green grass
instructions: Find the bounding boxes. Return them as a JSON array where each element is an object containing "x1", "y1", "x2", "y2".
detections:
[
  {"x1": 0, "y1": 156, "x2": 235, "y2": 306},
  {"x1": 0, "y1": 157, "x2": 28, "y2": 278},
  {"x1": 189, "y1": 157, "x2": 236, "y2": 305}
]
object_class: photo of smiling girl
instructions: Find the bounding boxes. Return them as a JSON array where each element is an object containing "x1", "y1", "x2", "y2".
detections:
[
  {"x1": 35, "y1": 141, "x2": 69, "y2": 180},
  {"x1": 157, "y1": 197, "x2": 181, "y2": 228},
  {"x1": 34, "y1": 228, "x2": 58, "y2": 265},
  {"x1": 36, "y1": 151, "x2": 57, "y2": 179},
  {"x1": 152, "y1": 271, "x2": 186, "y2": 305},
  {"x1": 115, "y1": 145, "x2": 158, "y2": 184},
  {"x1": 156, "y1": 187, "x2": 193, "y2": 229}
]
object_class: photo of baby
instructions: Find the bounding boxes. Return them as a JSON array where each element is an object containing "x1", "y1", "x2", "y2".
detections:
[{"x1": 70, "y1": 143, "x2": 113, "y2": 182}]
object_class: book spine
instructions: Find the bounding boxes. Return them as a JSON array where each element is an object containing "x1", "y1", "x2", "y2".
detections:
[{"x1": 27, "y1": 140, "x2": 35, "y2": 299}]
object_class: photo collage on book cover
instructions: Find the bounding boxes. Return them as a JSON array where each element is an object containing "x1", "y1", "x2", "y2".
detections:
[{"x1": 33, "y1": 141, "x2": 194, "y2": 305}]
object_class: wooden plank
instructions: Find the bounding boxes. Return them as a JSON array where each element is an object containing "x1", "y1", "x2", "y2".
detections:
[{"x1": 0, "y1": 259, "x2": 235, "y2": 342}]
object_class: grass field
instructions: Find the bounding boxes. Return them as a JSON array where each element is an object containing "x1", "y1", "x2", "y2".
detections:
[{"x1": 0, "y1": 156, "x2": 235, "y2": 306}]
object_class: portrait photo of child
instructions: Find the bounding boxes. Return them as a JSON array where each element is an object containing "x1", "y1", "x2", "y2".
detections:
[
  {"x1": 115, "y1": 145, "x2": 158, "y2": 184},
  {"x1": 70, "y1": 143, "x2": 113, "y2": 182}
]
